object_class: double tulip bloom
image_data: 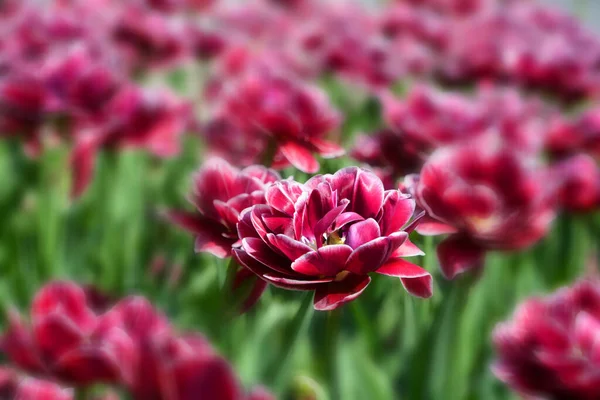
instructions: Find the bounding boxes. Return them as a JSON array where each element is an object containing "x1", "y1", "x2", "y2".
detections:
[
  {"x1": 493, "y1": 280, "x2": 600, "y2": 399},
  {"x1": 411, "y1": 140, "x2": 556, "y2": 279},
  {"x1": 1, "y1": 282, "x2": 273, "y2": 400},
  {"x1": 216, "y1": 71, "x2": 344, "y2": 173},
  {"x1": 234, "y1": 167, "x2": 432, "y2": 311}
]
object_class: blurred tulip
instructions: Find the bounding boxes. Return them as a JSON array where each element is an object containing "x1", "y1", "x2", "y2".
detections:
[
  {"x1": 2, "y1": 282, "x2": 135, "y2": 386},
  {"x1": 411, "y1": 140, "x2": 556, "y2": 279},
  {"x1": 217, "y1": 71, "x2": 344, "y2": 173},
  {"x1": 235, "y1": 167, "x2": 432, "y2": 311},
  {"x1": 166, "y1": 157, "x2": 280, "y2": 258},
  {"x1": 493, "y1": 280, "x2": 600, "y2": 399},
  {"x1": 551, "y1": 154, "x2": 600, "y2": 213}
]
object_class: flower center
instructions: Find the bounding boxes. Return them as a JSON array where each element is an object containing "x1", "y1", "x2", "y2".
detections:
[{"x1": 324, "y1": 230, "x2": 345, "y2": 246}]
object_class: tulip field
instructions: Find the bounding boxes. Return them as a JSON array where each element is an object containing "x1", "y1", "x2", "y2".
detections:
[{"x1": 1, "y1": 0, "x2": 600, "y2": 399}]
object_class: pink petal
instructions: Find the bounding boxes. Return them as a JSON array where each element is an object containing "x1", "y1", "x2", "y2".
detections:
[
  {"x1": 54, "y1": 347, "x2": 122, "y2": 385},
  {"x1": 313, "y1": 275, "x2": 371, "y2": 311},
  {"x1": 345, "y1": 218, "x2": 381, "y2": 249},
  {"x1": 346, "y1": 232, "x2": 408, "y2": 275},
  {"x1": 436, "y1": 235, "x2": 485, "y2": 280},
  {"x1": 291, "y1": 245, "x2": 353, "y2": 276},
  {"x1": 280, "y1": 142, "x2": 319, "y2": 173},
  {"x1": 379, "y1": 190, "x2": 415, "y2": 235},
  {"x1": 2, "y1": 312, "x2": 44, "y2": 372}
]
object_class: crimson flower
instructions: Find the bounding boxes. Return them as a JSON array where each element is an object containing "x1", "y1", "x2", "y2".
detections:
[
  {"x1": 551, "y1": 154, "x2": 600, "y2": 213},
  {"x1": 101, "y1": 296, "x2": 273, "y2": 400},
  {"x1": 411, "y1": 140, "x2": 556, "y2": 279},
  {"x1": 217, "y1": 71, "x2": 344, "y2": 173},
  {"x1": 493, "y1": 280, "x2": 600, "y2": 400},
  {"x1": 235, "y1": 167, "x2": 432, "y2": 311},
  {"x1": 1, "y1": 281, "x2": 135, "y2": 386},
  {"x1": 547, "y1": 107, "x2": 600, "y2": 160},
  {"x1": 166, "y1": 157, "x2": 280, "y2": 258}
]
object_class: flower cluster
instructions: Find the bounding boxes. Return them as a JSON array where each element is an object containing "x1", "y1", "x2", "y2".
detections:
[
  {"x1": 1, "y1": 281, "x2": 273, "y2": 400},
  {"x1": 0, "y1": 1, "x2": 193, "y2": 198},
  {"x1": 493, "y1": 280, "x2": 600, "y2": 400},
  {"x1": 353, "y1": 85, "x2": 553, "y2": 188}
]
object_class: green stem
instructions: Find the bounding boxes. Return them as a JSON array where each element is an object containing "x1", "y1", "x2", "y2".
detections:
[
  {"x1": 325, "y1": 308, "x2": 342, "y2": 400},
  {"x1": 270, "y1": 292, "x2": 314, "y2": 391}
]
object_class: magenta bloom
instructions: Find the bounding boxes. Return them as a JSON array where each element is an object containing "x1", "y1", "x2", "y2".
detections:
[
  {"x1": 218, "y1": 71, "x2": 344, "y2": 173},
  {"x1": 235, "y1": 167, "x2": 432, "y2": 311},
  {"x1": 96, "y1": 295, "x2": 272, "y2": 400},
  {"x1": 412, "y1": 141, "x2": 556, "y2": 279},
  {"x1": 547, "y1": 107, "x2": 600, "y2": 160},
  {"x1": 552, "y1": 154, "x2": 600, "y2": 213},
  {"x1": 166, "y1": 157, "x2": 280, "y2": 258},
  {"x1": 2, "y1": 282, "x2": 135, "y2": 386},
  {"x1": 493, "y1": 280, "x2": 600, "y2": 400}
]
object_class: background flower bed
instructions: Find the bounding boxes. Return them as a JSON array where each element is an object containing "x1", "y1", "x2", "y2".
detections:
[{"x1": 0, "y1": 0, "x2": 599, "y2": 399}]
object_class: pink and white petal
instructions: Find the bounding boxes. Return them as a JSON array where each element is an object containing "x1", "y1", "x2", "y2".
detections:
[
  {"x1": 436, "y1": 235, "x2": 485, "y2": 280},
  {"x1": 313, "y1": 201, "x2": 349, "y2": 245},
  {"x1": 376, "y1": 259, "x2": 433, "y2": 298},
  {"x1": 194, "y1": 231, "x2": 234, "y2": 259},
  {"x1": 291, "y1": 245, "x2": 353, "y2": 277},
  {"x1": 415, "y1": 217, "x2": 458, "y2": 236},
  {"x1": 266, "y1": 234, "x2": 312, "y2": 260},
  {"x1": 311, "y1": 138, "x2": 345, "y2": 158},
  {"x1": 313, "y1": 275, "x2": 371, "y2": 311},
  {"x1": 391, "y1": 239, "x2": 425, "y2": 257},
  {"x1": 331, "y1": 168, "x2": 384, "y2": 219},
  {"x1": 241, "y1": 238, "x2": 294, "y2": 276},
  {"x1": 280, "y1": 142, "x2": 319, "y2": 174},
  {"x1": 265, "y1": 180, "x2": 305, "y2": 216}
]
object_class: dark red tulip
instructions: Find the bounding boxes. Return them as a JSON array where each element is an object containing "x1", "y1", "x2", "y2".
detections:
[
  {"x1": 166, "y1": 157, "x2": 280, "y2": 258},
  {"x1": 547, "y1": 107, "x2": 600, "y2": 159},
  {"x1": 217, "y1": 71, "x2": 344, "y2": 173},
  {"x1": 0, "y1": 72, "x2": 48, "y2": 156},
  {"x1": 493, "y1": 280, "x2": 600, "y2": 400},
  {"x1": 235, "y1": 167, "x2": 432, "y2": 311},
  {"x1": 551, "y1": 154, "x2": 600, "y2": 213},
  {"x1": 2, "y1": 282, "x2": 135, "y2": 386},
  {"x1": 412, "y1": 140, "x2": 556, "y2": 279},
  {"x1": 103, "y1": 296, "x2": 272, "y2": 400},
  {"x1": 112, "y1": 7, "x2": 189, "y2": 70}
]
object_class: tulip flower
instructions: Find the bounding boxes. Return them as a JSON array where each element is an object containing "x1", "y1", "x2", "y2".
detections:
[
  {"x1": 411, "y1": 139, "x2": 556, "y2": 279},
  {"x1": 166, "y1": 157, "x2": 280, "y2": 258},
  {"x1": 493, "y1": 280, "x2": 600, "y2": 400},
  {"x1": 235, "y1": 167, "x2": 432, "y2": 311},
  {"x1": 217, "y1": 71, "x2": 344, "y2": 173},
  {"x1": 551, "y1": 154, "x2": 600, "y2": 213},
  {"x1": 2, "y1": 282, "x2": 135, "y2": 386}
]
